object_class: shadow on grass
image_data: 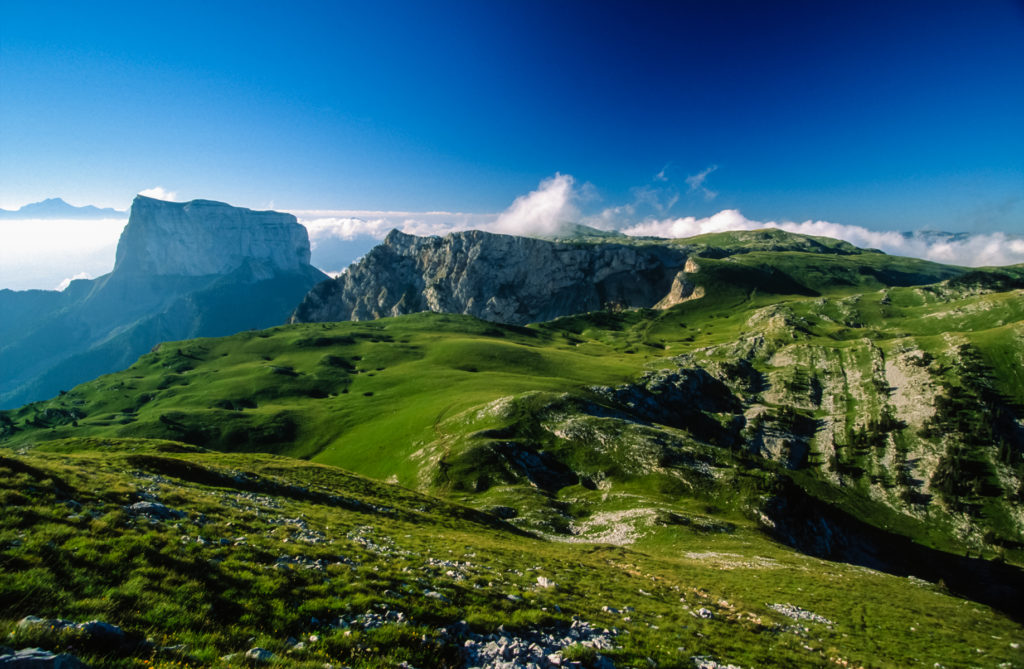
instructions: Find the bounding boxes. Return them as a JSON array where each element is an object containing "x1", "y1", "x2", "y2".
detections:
[{"x1": 765, "y1": 478, "x2": 1024, "y2": 621}]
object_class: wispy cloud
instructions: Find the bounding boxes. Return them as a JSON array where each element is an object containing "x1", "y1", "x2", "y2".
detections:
[
  {"x1": 685, "y1": 165, "x2": 718, "y2": 201},
  {"x1": 56, "y1": 271, "x2": 93, "y2": 291},
  {"x1": 138, "y1": 186, "x2": 178, "y2": 201}
]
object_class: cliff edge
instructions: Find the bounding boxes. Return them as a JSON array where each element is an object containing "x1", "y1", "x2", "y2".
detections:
[{"x1": 291, "y1": 229, "x2": 696, "y2": 325}]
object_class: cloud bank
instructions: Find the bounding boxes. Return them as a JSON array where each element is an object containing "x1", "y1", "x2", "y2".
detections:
[
  {"x1": 0, "y1": 218, "x2": 127, "y2": 290},
  {"x1": 622, "y1": 210, "x2": 1024, "y2": 267}
]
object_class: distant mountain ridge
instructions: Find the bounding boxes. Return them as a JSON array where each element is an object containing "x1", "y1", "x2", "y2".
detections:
[
  {"x1": 0, "y1": 197, "x2": 125, "y2": 219},
  {"x1": 0, "y1": 196, "x2": 325, "y2": 409}
]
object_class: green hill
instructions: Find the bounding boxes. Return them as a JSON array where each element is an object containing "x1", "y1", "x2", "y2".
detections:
[{"x1": 2, "y1": 235, "x2": 1023, "y2": 667}]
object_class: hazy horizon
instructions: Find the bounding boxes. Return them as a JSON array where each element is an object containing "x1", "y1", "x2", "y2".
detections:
[{"x1": 3, "y1": 177, "x2": 1024, "y2": 292}]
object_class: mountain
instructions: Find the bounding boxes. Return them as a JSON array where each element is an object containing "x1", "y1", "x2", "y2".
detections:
[
  {"x1": 291, "y1": 227, "x2": 964, "y2": 326},
  {"x1": 113, "y1": 196, "x2": 312, "y2": 276},
  {"x1": 0, "y1": 197, "x2": 125, "y2": 219},
  {"x1": 0, "y1": 196, "x2": 326, "y2": 409},
  {"x1": 2, "y1": 228, "x2": 1023, "y2": 666}
]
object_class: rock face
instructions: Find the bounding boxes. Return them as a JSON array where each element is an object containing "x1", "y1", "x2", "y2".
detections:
[
  {"x1": 291, "y1": 229, "x2": 692, "y2": 326},
  {"x1": 0, "y1": 197, "x2": 325, "y2": 409},
  {"x1": 114, "y1": 196, "x2": 310, "y2": 276}
]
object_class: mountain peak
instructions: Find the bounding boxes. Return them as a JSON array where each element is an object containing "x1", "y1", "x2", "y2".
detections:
[
  {"x1": 0, "y1": 197, "x2": 126, "y2": 220},
  {"x1": 113, "y1": 196, "x2": 313, "y2": 276}
]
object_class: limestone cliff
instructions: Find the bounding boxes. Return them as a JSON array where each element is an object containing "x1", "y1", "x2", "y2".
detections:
[
  {"x1": 0, "y1": 197, "x2": 325, "y2": 409},
  {"x1": 291, "y1": 229, "x2": 694, "y2": 325},
  {"x1": 114, "y1": 196, "x2": 310, "y2": 276}
]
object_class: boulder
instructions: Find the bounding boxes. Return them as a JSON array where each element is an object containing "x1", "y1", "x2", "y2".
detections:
[
  {"x1": 244, "y1": 647, "x2": 275, "y2": 664},
  {"x1": 0, "y1": 648, "x2": 85, "y2": 668}
]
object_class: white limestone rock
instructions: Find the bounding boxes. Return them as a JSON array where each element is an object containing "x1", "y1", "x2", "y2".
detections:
[
  {"x1": 291, "y1": 229, "x2": 695, "y2": 326},
  {"x1": 114, "y1": 196, "x2": 311, "y2": 276}
]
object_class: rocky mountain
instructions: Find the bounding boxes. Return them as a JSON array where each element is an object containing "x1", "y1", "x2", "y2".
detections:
[
  {"x1": 0, "y1": 196, "x2": 325, "y2": 409},
  {"x1": 114, "y1": 196, "x2": 311, "y2": 276},
  {"x1": 290, "y1": 227, "x2": 963, "y2": 326},
  {"x1": 0, "y1": 197, "x2": 125, "y2": 219},
  {"x1": 291, "y1": 229, "x2": 696, "y2": 325}
]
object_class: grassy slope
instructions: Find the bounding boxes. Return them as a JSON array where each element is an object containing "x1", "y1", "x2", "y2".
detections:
[
  {"x1": 2, "y1": 439, "x2": 1022, "y2": 668},
  {"x1": 3, "y1": 235, "x2": 1024, "y2": 666}
]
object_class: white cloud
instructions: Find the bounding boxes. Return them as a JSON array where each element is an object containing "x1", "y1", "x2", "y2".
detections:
[
  {"x1": 685, "y1": 165, "x2": 718, "y2": 201},
  {"x1": 622, "y1": 210, "x2": 1024, "y2": 267},
  {"x1": 492, "y1": 173, "x2": 579, "y2": 235},
  {"x1": 56, "y1": 271, "x2": 93, "y2": 291},
  {"x1": 138, "y1": 186, "x2": 178, "y2": 201},
  {"x1": 302, "y1": 216, "x2": 394, "y2": 242},
  {"x1": 293, "y1": 210, "x2": 497, "y2": 244}
]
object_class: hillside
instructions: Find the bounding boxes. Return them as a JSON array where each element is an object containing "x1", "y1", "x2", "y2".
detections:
[
  {"x1": 5, "y1": 438, "x2": 1023, "y2": 668},
  {"x1": 2, "y1": 232, "x2": 1023, "y2": 666}
]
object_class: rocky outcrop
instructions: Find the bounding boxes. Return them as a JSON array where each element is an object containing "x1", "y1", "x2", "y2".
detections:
[
  {"x1": 0, "y1": 197, "x2": 325, "y2": 409},
  {"x1": 114, "y1": 196, "x2": 310, "y2": 276},
  {"x1": 291, "y1": 229, "x2": 693, "y2": 325}
]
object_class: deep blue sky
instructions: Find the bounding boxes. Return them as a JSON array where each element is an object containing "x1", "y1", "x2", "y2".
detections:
[{"x1": 1, "y1": 0, "x2": 1022, "y2": 231}]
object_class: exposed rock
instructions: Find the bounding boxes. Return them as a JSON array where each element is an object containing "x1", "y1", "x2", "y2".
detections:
[
  {"x1": 125, "y1": 501, "x2": 186, "y2": 521},
  {"x1": 767, "y1": 603, "x2": 833, "y2": 625},
  {"x1": 0, "y1": 648, "x2": 85, "y2": 668},
  {"x1": 291, "y1": 229, "x2": 693, "y2": 325},
  {"x1": 244, "y1": 647, "x2": 275, "y2": 664},
  {"x1": 654, "y1": 271, "x2": 703, "y2": 309},
  {"x1": 15, "y1": 617, "x2": 140, "y2": 655},
  {"x1": 114, "y1": 196, "x2": 310, "y2": 276}
]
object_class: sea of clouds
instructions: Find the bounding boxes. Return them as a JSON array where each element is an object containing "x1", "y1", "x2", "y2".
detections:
[{"x1": 2, "y1": 174, "x2": 1022, "y2": 291}]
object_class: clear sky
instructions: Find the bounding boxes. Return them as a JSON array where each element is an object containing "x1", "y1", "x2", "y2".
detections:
[{"x1": 1, "y1": 0, "x2": 1022, "y2": 233}]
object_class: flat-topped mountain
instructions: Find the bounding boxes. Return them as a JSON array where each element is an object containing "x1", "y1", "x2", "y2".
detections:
[
  {"x1": 114, "y1": 196, "x2": 311, "y2": 276},
  {"x1": 0, "y1": 197, "x2": 325, "y2": 409}
]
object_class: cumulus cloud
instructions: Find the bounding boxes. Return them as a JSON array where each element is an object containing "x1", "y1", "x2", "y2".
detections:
[
  {"x1": 622, "y1": 210, "x2": 1024, "y2": 267},
  {"x1": 492, "y1": 173, "x2": 579, "y2": 235},
  {"x1": 138, "y1": 186, "x2": 178, "y2": 201},
  {"x1": 56, "y1": 271, "x2": 93, "y2": 291},
  {"x1": 685, "y1": 165, "x2": 718, "y2": 201}
]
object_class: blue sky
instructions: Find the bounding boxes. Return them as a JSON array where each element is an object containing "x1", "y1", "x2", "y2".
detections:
[{"x1": 1, "y1": 0, "x2": 1022, "y2": 233}]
